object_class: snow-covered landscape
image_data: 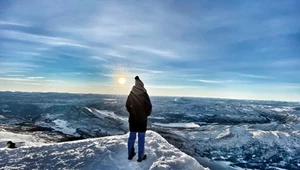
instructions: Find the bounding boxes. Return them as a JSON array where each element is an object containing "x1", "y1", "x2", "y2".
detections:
[
  {"x1": 0, "y1": 130, "x2": 207, "y2": 170},
  {"x1": 1, "y1": 92, "x2": 300, "y2": 169}
]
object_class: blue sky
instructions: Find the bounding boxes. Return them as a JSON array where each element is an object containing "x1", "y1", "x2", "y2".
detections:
[{"x1": 0, "y1": 0, "x2": 300, "y2": 101}]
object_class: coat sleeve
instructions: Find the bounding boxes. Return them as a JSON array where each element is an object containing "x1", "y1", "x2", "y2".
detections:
[
  {"x1": 125, "y1": 95, "x2": 132, "y2": 113},
  {"x1": 144, "y1": 93, "x2": 152, "y2": 116}
]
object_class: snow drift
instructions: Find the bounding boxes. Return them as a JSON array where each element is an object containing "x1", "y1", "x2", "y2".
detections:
[{"x1": 0, "y1": 130, "x2": 208, "y2": 170}]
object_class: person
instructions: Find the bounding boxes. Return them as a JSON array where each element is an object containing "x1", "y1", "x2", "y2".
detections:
[
  {"x1": 126, "y1": 76, "x2": 152, "y2": 162},
  {"x1": 7, "y1": 141, "x2": 16, "y2": 148}
]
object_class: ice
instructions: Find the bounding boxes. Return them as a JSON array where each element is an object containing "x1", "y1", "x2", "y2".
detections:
[
  {"x1": 0, "y1": 130, "x2": 208, "y2": 170},
  {"x1": 153, "y1": 122, "x2": 200, "y2": 128}
]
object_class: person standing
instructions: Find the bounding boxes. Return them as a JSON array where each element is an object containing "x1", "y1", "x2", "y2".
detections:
[{"x1": 126, "y1": 76, "x2": 152, "y2": 162}]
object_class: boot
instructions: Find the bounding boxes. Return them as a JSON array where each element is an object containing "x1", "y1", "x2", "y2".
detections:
[
  {"x1": 128, "y1": 147, "x2": 136, "y2": 160},
  {"x1": 137, "y1": 154, "x2": 147, "y2": 162}
]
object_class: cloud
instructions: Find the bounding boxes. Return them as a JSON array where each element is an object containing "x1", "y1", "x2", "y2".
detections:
[
  {"x1": 15, "y1": 82, "x2": 42, "y2": 86},
  {"x1": 130, "y1": 68, "x2": 164, "y2": 74},
  {"x1": 0, "y1": 62, "x2": 39, "y2": 74},
  {"x1": 90, "y1": 56, "x2": 107, "y2": 61},
  {"x1": 5, "y1": 75, "x2": 24, "y2": 77},
  {"x1": 0, "y1": 76, "x2": 44, "y2": 81},
  {"x1": 188, "y1": 78, "x2": 252, "y2": 84},
  {"x1": 0, "y1": 77, "x2": 67, "y2": 86},
  {"x1": 0, "y1": 68, "x2": 32, "y2": 74},
  {"x1": 0, "y1": 20, "x2": 30, "y2": 27},
  {"x1": 122, "y1": 45, "x2": 177, "y2": 58},
  {"x1": 0, "y1": 1, "x2": 299, "y2": 101},
  {"x1": 43, "y1": 80, "x2": 65, "y2": 83},
  {"x1": 15, "y1": 51, "x2": 40, "y2": 56},
  {"x1": 0, "y1": 77, "x2": 32, "y2": 81},
  {"x1": 27, "y1": 77, "x2": 44, "y2": 79},
  {"x1": 147, "y1": 85, "x2": 200, "y2": 89},
  {"x1": 1, "y1": 30, "x2": 90, "y2": 48},
  {"x1": 189, "y1": 79, "x2": 234, "y2": 84},
  {"x1": 283, "y1": 84, "x2": 300, "y2": 89},
  {"x1": 238, "y1": 73, "x2": 274, "y2": 79},
  {"x1": 0, "y1": 62, "x2": 39, "y2": 68},
  {"x1": 105, "y1": 50, "x2": 127, "y2": 58},
  {"x1": 271, "y1": 59, "x2": 300, "y2": 67},
  {"x1": 61, "y1": 72, "x2": 83, "y2": 75}
]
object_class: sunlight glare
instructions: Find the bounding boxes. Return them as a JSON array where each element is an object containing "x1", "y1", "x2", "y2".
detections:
[{"x1": 118, "y1": 77, "x2": 126, "y2": 85}]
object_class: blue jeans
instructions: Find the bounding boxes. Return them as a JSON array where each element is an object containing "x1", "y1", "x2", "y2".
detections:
[{"x1": 128, "y1": 131, "x2": 145, "y2": 160}]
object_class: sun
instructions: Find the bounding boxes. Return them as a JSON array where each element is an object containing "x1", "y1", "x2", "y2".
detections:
[{"x1": 118, "y1": 77, "x2": 126, "y2": 85}]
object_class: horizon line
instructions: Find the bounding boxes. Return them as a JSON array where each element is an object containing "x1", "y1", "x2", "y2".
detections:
[{"x1": 1, "y1": 90, "x2": 299, "y2": 103}]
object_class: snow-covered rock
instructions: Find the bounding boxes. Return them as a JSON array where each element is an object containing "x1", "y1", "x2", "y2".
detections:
[{"x1": 0, "y1": 130, "x2": 208, "y2": 170}]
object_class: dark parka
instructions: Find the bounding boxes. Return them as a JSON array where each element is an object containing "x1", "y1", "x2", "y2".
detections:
[{"x1": 126, "y1": 91, "x2": 152, "y2": 132}]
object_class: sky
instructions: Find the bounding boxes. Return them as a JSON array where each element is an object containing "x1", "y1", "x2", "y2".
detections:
[{"x1": 0, "y1": 0, "x2": 300, "y2": 101}]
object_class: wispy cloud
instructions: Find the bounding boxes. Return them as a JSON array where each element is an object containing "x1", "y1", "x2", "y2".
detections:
[
  {"x1": 0, "y1": 20, "x2": 30, "y2": 27},
  {"x1": 282, "y1": 84, "x2": 300, "y2": 89},
  {"x1": 130, "y1": 68, "x2": 164, "y2": 74},
  {"x1": 147, "y1": 85, "x2": 200, "y2": 89},
  {"x1": 271, "y1": 59, "x2": 300, "y2": 67},
  {"x1": 90, "y1": 56, "x2": 107, "y2": 61},
  {"x1": 15, "y1": 51, "x2": 40, "y2": 56},
  {"x1": 43, "y1": 79, "x2": 65, "y2": 83},
  {"x1": 1, "y1": 30, "x2": 90, "y2": 48},
  {"x1": 122, "y1": 45, "x2": 177, "y2": 58},
  {"x1": 0, "y1": 68, "x2": 33, "y2": 74},
  {"x1": 27, "y1": 77, "x2": 44, "y2": 79},
  {"x1": 0, "y1": 62, "x2": 39, "y2": 74},
  {"x1": 15, "y1": 82, "x2": 42, "y2": 86},
  {"x1": 0, "y1": 62, "x2": 39, "y2": 68},
  {"x1": 238, "y1": 73, "x2": 274, "y2": 79},
  {"x1": 61, "y1": 72, "x2": 83, "y2": 75},
  {"x1": 0, "y1": 77, "x2": 32, "y2": 81},
  {"x1": 5, "y1": 75, "x2": 24, "y2": 77},
  {"x1": 102, "y1": 73, "x2": 132, "y2": 78},
  {"x1": 0, "y1": 76, "x2": 44, "y2": 81},
  {"x1": 189, "y1": 79, "x2": 235, "y2": 84},
  {"x1": 105, "y1": 50, "x2": 126, "y2": 58},
  {"x1": 1, "y1": 0, "x2": 299, "y2": 101}
]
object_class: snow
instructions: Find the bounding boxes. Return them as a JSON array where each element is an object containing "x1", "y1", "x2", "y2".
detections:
[
  {"x1": 103, "y1": 98, "x2": 117, "y2": 101},
  {"x1": 153, "y1": 123, "x2": 200, "y2": 128},
  {"x1": 1, "y1": 92, "x2": 300, "y2": 169},
  {"x1": 0, "y1": 130, "x2": 208, "y2": 170},
  {"x1": 52, "y1": 119, "x2": 78, "y2": 136},
  {"x1": 271, "y1": 107, "x2": 294, "y2": 112},
  {"x1": 251, "y1": 130, "x2": 290, "y2": 139},
  {"x1": 216, "y1": 128, "x2": 231, "y2": 139},
  {"x1": 149, "y1": 116, "x2": 165, "y2": 120},
  {"x1": 0, "y1": 131, "x2": 46, "y2": 148},
  {"x1": 84, "y1": 107, "x2": 127, "y2": 122},
  {"x1": 1, "y1": 109, "x2": 11, "y2": 113}
]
